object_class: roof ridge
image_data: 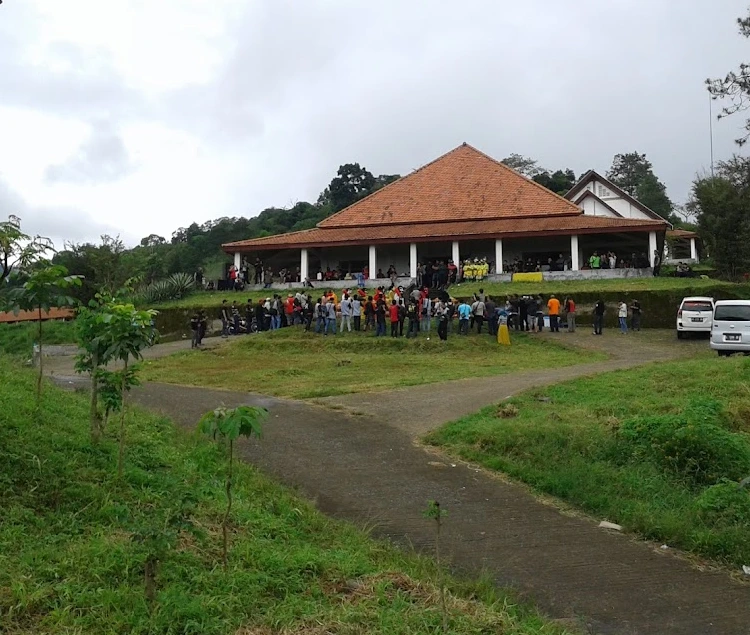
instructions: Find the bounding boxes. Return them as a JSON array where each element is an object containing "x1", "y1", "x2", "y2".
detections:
[{"x1": 316, "y1": 143, "x2": 474, "y2": 229}]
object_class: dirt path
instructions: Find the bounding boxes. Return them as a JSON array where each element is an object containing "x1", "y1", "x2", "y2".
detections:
[{"x1": 51, "y1": 331, "x2": 748, "y2": 634}]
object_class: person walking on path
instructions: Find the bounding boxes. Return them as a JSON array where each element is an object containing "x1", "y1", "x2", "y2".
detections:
[
  {"x1": 630, "y1": 299, "x2": 642, "y2": 331},
  {"x1": 198, "y1": 311, "x2": 207, "y2": 345},
  {"x1": 389, "y1": 300, "x2": 400, "y2": 337},
  {"x1": 231, "y1": 301, "x2": 240, "y2": 335},
  {"x1": 547, "y1": 295, "x2": 561, "y2": 333},
  {"x1": 421, "y1": 295, "x2": 432, "y2": 332},
  {"x1": 407, "y1": 301, "x2": 419, "y2": 338},
  {"x1": 324, "y1": 297, "x2": 337, "y2": 335},
  {"x1": 458, "y1": 300, "x2": 471, "y2": 335},
  {"x1": 535, "y1": 294, "x2": 545, "y2": 332},
  {"x1": 364, "y1": 296, "x2": 375, "y2": 332},
  {"x1": 593, "y1": 299, "x2": 605, "y2": 335},
  {"x1": 340, "y1": 294, "x2": 353, "y2": 333},
  {"x1": 220, "y1": 300, "x2": 230, "y2": 338},
  {"x1": 375, "y1": 299, "x2": 387, "y2": 337},
  {"x1": 314, "y1": 298, "x2": 325, "y2": 334},
  {"x1": 564, "y1": 297, "x2": 576, "y2": 333},
  {"x1": 618, "y1": 300, "x2": 629, "y2": 334}
]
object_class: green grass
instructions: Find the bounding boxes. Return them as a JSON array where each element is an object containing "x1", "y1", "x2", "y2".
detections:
[
  {"x1": 0, "y1": 320, "x2": 76, "y2": 357},
  {"x1": 427, "y1": 356, "x2": 750, "y2": 567},
  {"x1": 142, "y1": 327, "x2": 606, "y2": 399},
  {"x1": 451, "y1": 276, "x2": 742, "y2": 299},
  {"x1": 0, "y1": 365, "x2": 571, "y2": 634}
]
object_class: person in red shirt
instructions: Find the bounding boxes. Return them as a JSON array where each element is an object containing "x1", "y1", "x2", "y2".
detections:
[
  {"x1": 284, "y1": 294, "x2": 295, "y2": 327},
  {"x1": 389, "y1": 300, "x2": 400, "y2": 337}
]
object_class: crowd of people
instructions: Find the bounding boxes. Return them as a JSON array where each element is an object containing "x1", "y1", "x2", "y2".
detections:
[
  {"x1": 213, "y1": 248, "x2": 658, "y2": 294},
  {"x1": 195, "y1": 287, "x2": 645, "y2": 344}
]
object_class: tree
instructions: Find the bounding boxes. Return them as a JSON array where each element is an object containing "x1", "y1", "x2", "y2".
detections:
[
  {"x1": 5, "y1": 263, "x2": 81, "y2": 403},
  {"x1": 198, "y1": 405, "x2": 268, "y2": 568},
  {"x1": 423, "y1": 500, "x2": 449, "y2": 633},
  {"x1": 322, "y1": 163, "x2": 376, "y2": 212},
  {"x1": 533, "y1": 169, "x2": 577, "y2": 195},
  {"x1": 607, "y1": 152, "x2": 674, "y2": 221},
  {"x1": 690, "y1": 156, "x2": 750, "y2": 279},
  {"x1": 707, "y1": 9, "x2": 750, "y2": 146},
  {"x1": 501, "y1": 154, "x2": 543, "y2": 178},
  {"x1": 0, "y1": 215, "x2": 53, "y2": 285},
  {"x1": 101, "y1": 302, "x2": 158, "y2": 477}
]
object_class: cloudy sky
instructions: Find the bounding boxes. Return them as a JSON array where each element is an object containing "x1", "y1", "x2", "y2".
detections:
[{"x1": 0, "y1": 0, "x2": 747, "y2": 247}]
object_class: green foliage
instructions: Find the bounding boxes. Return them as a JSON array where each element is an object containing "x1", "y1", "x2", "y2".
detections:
[
  {"x1": 0, "y1": 214, "x2": 53, "y2": 285},
  {"x1": 619, "y1": 410, "x2": 750, "y2": 486},
  {"x1": 198, "y1": 405, "x2": 267, "y2": 443},
  {"x1": 133, "y1": 272, "x2": 196, "y2": 305},
  {"x1": 706, "y1": 8, "x2": 750, "y2": 146},
  {"x1": 695, "y1": 481, "x2": 750, "y2": 526},
  {"x1": 423, "y1": 500, "x2": 447, "y2": 522},
  {"x1": 607, "y1": 152, "x2": 674, "y2": 221},
  {"x1": 501, "y1": 154, "x2": 576, "y2": 195},
  {"x1": 427, "y1": 356, "x2": 750, "y2": 566},
  {"x1": 0, "y1": 364, "x2": 565, "y2": 634},
  {"x1": 692, "y1": 157, "x2": 750, "y2": 279},
  {"x1": 98, "y1": 366, "x2": 141, "y2": 423}
]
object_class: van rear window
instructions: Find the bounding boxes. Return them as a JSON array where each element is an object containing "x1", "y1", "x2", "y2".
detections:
[
  {"x1": 714, "y1": 305, "x2": 750, "y2": 321},
  {"x1": 682, "y1": 301, "x2": 713, "y2": 311}
]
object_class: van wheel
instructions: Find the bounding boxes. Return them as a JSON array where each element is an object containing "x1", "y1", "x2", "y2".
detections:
[
  {"x1": 718, "y1": 351, "x2": 730, "y2": 357},
  {"x1": 676, "y1": 331, "x2": 684, "y2": 340}
]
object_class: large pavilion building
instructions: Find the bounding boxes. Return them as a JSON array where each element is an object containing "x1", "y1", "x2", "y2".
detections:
[{"x1": 223, "y1": 143, "x2": 669, "y2": 282}]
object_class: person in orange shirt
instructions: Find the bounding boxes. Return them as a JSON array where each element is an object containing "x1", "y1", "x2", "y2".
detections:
[{"x1": 547, "y1": 294, "x2": 561, "y2": 333}]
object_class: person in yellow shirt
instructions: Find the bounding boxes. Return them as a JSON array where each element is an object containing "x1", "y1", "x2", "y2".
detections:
[{"x1": 547, "y1": 294, "x2": 561, "y2": 333}]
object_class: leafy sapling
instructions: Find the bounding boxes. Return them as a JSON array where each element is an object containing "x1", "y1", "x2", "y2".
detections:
[
  {"x1": 423, "y1": 500, "x2": 449, "y2": 633},
  {"x1": 198, "y1": 405, "x2": 268, "y2": 568}
]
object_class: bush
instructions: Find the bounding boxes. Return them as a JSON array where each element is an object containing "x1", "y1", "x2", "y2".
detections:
[
  {"x1": 620, "y1": 412, "x2": 750, "y2": 486},
  {"x1": 695, "y1": 480, "x2": 750, "y2": 525},
  {"x1": 134, "y1": 273, "x2": 196, "y2": 305}
]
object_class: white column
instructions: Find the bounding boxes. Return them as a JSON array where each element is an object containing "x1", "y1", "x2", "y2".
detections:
[
  {"x1": 649, "y1": 231, "x2": 658, "y2": 267},
  {"x1": 452, "y1": 240, "x2": 460, "y2": 265},
  {"x1": 409, "y1": 243, "x2": 418, "y2": 279},
  {"x1": 368, "y1": 245, "x2": 377, "y2": 280},
  {"x1": 300, "y1": 248, "x2": 308, "y2": 282},
  {"x1": 570, "y1": 235, "x2": 580, "y2": 270},
  {"x1": 234, "y1": 252, "x2": 241, "y2": 269},
  {"x1": 495, "y1": 239, "x2": 504, "y2": 273},
  {"x1": 690, "y1": 237, "x2": 698, "y2": 262}
]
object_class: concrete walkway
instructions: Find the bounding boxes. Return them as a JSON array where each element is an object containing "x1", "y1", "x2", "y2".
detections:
[{"x1": 51, "y1": 331, "x2": 749, "y2": 634}]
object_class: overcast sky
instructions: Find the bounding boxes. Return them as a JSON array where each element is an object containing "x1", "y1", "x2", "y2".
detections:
[{"x1": 0, "y1": 0, "x2": 748, "y2": 247}]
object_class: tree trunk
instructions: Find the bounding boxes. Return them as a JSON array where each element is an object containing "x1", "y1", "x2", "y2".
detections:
[
  {"x1": 144, "y1": 555, "x2": 158, "y2": 605},
  {"x1": 117, "y1": 358, "x2": 128, "y2": 479},
  {"x1": 90, "y1": 354, "x2": 101, "y2": 444},
  {"x1": 36, "y1": 305, "x2": 43, "y2": 404},
  {"x1": 222, "y1": 440, "x2": 234, "y2": 569}
]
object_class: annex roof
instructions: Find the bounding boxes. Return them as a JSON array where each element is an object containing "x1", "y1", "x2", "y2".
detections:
[{"x1": 565, "y1": 170, "x2": 666, "y2": 222}]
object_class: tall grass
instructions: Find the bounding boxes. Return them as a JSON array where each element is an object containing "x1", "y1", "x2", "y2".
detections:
[
  {"x1": 0, "y1": 362, "x2": 570, "y2": 634},
  {"x1": 427, "y1": 356, "x2": 750, "y2": 566}
]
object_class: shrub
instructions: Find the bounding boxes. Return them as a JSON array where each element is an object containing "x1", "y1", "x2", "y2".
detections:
[
  {"x1": 695, "y1": 480, "x2": 750, "y2": 525},
  {"x1": 620, "y1": 413, "x2": 750, "y2": 486},
  {"x1": 134, "y1": 273, "x2": 196, "y2": 305}
]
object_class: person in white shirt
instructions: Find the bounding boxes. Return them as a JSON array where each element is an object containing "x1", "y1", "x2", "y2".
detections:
[
  {"x1": 618, "y1": 301, "x2": 628, "y2": 334},
  {"x1": 340, "y1": 294, "x2": 353, "y2": 332}
]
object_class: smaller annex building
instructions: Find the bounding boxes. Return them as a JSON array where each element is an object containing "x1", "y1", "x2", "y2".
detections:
[{"x1": 223, "y1": 143, "x2": 668, "y2": 282}]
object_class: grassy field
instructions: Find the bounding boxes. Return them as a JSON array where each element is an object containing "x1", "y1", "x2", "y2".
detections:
[
  {"x1": 142, "y1": 327, "x2": 606, "y2": 399},
  {"x1": 0, "y1": 320, "x2": 76, "y2": 357},
  {"x1": 0, "y1": 365, "x2": 571, "y2": 634},
  {"x1": 150, "y1": 276, "x2": 744, "y2": 309},
  {"x1": 427, "y1": 356, "x2": 750, "y2": 567}
]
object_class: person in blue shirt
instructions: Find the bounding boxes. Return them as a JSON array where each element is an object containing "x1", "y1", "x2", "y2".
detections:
[{"x1": 458, "y1": 301, "x2": 472, "y2": 335}]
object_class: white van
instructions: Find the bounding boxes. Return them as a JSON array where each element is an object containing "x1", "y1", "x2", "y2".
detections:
[
  {"x1": 676, "y1": 296, "x2": 714, "y2": 338},
  {"x1": 711, "y1": 300, "x2": 750, "y2": 356}
]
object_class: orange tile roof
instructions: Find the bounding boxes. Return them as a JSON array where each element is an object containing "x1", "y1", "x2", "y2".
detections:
[
  {"x1": 224, "y1": 215, "x2": 666, "y2": 251},
  {"x1": 0, "y1": 308, "x2": 75, "y2": 324},
  {"x1": 317, "y1": 143, "x2": 581, "y2": 228}
]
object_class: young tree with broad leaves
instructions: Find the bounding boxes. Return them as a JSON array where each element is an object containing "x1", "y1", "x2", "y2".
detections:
[
  {"x1": 5, "y1": 263, "x2": 81, "y2": 403},
  {"x1": 0, "y1": 215, "x2": 53, "y2": 285},
  {"x1": 198, "y1": 405, "x2": 268, "y2": 568}
]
